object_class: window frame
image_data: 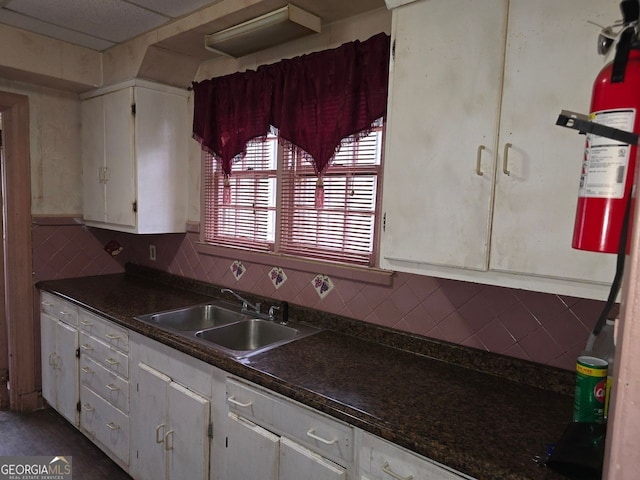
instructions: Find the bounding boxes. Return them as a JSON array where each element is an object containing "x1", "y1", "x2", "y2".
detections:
[{"x1": 196, "y1": 126, "x2": 392, "y2": 286}]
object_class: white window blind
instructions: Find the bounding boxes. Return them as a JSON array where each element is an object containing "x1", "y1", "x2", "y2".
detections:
[
  {"x1": 203, "y1": 137, "x2": 277, "y2": 251},
  {"x1": 279, "y1": 129, "x2": 382, "y2": 265},
  {"x1": 203, "y1": 127, "x2": 383, "y2": 266}
]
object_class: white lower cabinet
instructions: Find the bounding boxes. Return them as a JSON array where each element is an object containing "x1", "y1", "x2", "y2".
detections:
[
  {"x1": 132, "y1": 363, "x2": 210, "y2": 480},
  {"x1": 359, "y1": 432, "x2": 472, "y2": 480},
  {"x1": 219, "y1": 377, "x2": 351, "y2": 480},
  {"x1": 280, "y1": 436, "x2": 347, "y2": 480},
  {"x1": 80, "y1": 385, "x2": 130, "y2": 464},
  {"x1": 223, "y1": 412, "x2": 279, "y2": 480},
  {"x1": 78, "y1": 308, "x2": 130, "y2": 467},
  {"x1": 40, "y1": 306, "x2": 79, "y2": 426},
  {"x1": 129, "y1": 332, "x2": 213, "y2": 480}
]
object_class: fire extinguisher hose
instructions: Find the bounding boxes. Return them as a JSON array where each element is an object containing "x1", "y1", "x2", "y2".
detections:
[{"x1": 592, "y1": 190, "x2": 633, "y2": 335}]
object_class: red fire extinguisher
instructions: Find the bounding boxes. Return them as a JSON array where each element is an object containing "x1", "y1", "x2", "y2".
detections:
[{"x1": 573, "y1": 2, "x2": 640, "y2": 253}]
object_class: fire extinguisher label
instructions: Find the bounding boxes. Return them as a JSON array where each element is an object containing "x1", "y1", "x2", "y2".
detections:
[{"x1": 579, "y1": 109, "x2": 635, "y2": 199}]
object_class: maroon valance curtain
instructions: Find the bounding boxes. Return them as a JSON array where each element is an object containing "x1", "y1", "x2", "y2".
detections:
[
  {"x1": 192, "y1": 32, "x2": 390, "y2": 206},
  {"x1": 268, "y1": 32, "x2": 390, "y2": 177},
  {"x1": 192, "y1": 68, "x2": 272, "y2": 176}
]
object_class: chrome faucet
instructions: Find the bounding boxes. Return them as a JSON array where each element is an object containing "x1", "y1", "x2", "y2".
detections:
[{"x1": 220, "y1": 288, "x2": 261, "y2": 314}]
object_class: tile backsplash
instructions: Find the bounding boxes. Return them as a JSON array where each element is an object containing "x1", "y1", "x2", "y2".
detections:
[{"x1": 32, "y1": 221, "x2": 607, "y2": 371}]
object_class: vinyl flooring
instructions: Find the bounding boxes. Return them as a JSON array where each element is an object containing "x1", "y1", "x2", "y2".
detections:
[{"x1": 0, "y1": 407, "x2": 132, "y2": 480}]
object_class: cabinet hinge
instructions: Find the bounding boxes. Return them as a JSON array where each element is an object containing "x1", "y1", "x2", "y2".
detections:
[
  {"x1": 132, "y1": 201, "x2": 137, "y2": 213},
  {"x1": 75, "y1": 348, "x2": 80, "y2": 358},
  {"x1": 208, "y1": 423, "x2": 213, "y2": 439},
  {"x1": 76, "y1": 401, "x2": 81, "y2": 413},
  {"x1": 392, "y1": 39, "x2": 395, "y2": 60},
  {"x1": 131, "y1": 103, "x2": 136, "y2": 116},
  {"x1": 383, "y1": 212, "x2": 387, "y2": 232}
]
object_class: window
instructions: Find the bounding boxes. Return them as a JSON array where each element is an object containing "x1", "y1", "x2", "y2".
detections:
[{"x1": 203, "y1": 126, "x2": 383, "y2": 266}]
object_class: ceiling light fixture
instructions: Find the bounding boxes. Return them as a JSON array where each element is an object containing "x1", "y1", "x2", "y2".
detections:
[{"x1": 204, "y1": 4, "x2": 321, "y2": 58}]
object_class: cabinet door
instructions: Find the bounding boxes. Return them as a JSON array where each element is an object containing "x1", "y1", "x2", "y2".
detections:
[
  {"x1": 103, "y1": 87, "x2": 136, "y2": 228},
  {"x1": 490, "y1": 0, "x2": 618, "y2": 283},
  {"x1": 133, "y1": 86, "x2": 188, "y2": 233},
  {"x1": 224, "y1": 412, "x2": 279, "y2": 480},
  {"x1": 40, "y1": 313, "x2": 57, "y2": 410},
  {"x1": 81, "y1": 94, "x2": 106, "y2": 223},
  {"x1": 133, "y1": 363, "x2": 170, "y2": 480},
  {"x1": 166, "y1": 382, "x2": 210, "y2": 480},
  {"x1": 279, "y1": 437, "x2": 346, "y2": 480},
  {"x1": 380, "y1": 0, "x2": 508, "y2": 271},
  {"x1": 56, "y1": 320, "x2": 79, "y2": 426},
  {"x1": 40, "y1": 313, "x2": 79, "y2": 426}
]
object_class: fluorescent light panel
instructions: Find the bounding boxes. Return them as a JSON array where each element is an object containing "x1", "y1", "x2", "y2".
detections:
[{"x1": 205, "y1": 4, "x2": 321, "y2": 58}]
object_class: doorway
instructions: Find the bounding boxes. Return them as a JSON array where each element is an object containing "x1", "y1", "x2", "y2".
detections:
[{"x1": 0, "y1": 91, "x2": 36, "y2": 411}]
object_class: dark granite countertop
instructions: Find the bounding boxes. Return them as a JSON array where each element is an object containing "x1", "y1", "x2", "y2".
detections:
[{"x1": 37, "y1": 270, "x2": 575, "y2": 480}]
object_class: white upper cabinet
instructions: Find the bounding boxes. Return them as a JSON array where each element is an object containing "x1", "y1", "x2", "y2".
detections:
[
  {"x1": 380, "y1": 0, "x2": 619, "y2": 300},
  {"x1": 81, "y1": 79, "x2": 189, "y2": 234}
]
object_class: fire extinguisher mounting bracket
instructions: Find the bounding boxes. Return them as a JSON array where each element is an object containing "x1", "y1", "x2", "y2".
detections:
[{"x1": 556, "y1": 109, "x2": 639, "y2": 145}]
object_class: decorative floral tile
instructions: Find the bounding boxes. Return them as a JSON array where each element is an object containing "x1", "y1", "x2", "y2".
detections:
[
  {"x1": 269, "y1": 267, "x2": 287, "y2": 289},
  {"x1": 230, "y1": 260, "x2": 245, "y2": 281},
  {"x1": 104, "y1": 239, "x2": 123, "y2": 256},
  {"x1": 312, "y1": 274, "x2": 334, "y2": 299}
]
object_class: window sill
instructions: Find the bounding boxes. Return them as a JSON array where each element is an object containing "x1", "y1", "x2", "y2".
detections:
[{"x1": 194, "y1": 241, "x2": 394, "y2": 286}]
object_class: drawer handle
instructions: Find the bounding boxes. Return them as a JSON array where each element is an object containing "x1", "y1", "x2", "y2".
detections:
[
  {"x1": 106, "y1": 383, "x2": 120, "y2": 392},
  {"x1": 59, "y1": 311, "x2": 72, "y2": 317},
  {"x1": 306, "y1": 429, "x2": 338, "y2": 445},
  {"x1": 41, "y1": 301, "x2": 53, "y2": 307},
  {"x1": 81, "y1": 344, "x2": 94, "y2": 351},
  {"x1": 81, "y1": 366, "x2": 94, "y2": 374},
  {"x1": 80, "y1": 320, "x2": 93, "y2": 327},
  {"x1": 227, "y1": 396, "x2": 252, "y2": 408},
  {"x1": 476, "y1": 145, "x2": 485, "y2": 176},
  {"x1": 164, "y1": 430, "x2": 174, "y2": 451},
  {"x1": 106, "y1": 333, "x2": 121, "y2": 340},
  {"x1": 105, "y1": 357, "x2": 119, "y2": 366},
  {"x1": 156, "y1": 424, "x2": 166, "y2": 443},
  {"x1": 106, "y1": 422, "x2": 120, "y2": 431},
  {"x1": 382, "y1": 461, "x2": 413, "y2": 480},
  {"x1": 502, "y1": 142, "x2": 512, "y2": 176},
  {"x1": 82, "y1": 403, "x2": 94, "y2": 412}
]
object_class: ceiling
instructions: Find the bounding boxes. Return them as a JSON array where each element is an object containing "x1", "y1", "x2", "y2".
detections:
[{"x1": 0, "y1": 0, "x2": 386, "y2": 53}]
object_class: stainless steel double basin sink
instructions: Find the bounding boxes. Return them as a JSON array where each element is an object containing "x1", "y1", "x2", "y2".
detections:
[{"x1": 135, "y1": 300, "x2": 321, "y2": 359}]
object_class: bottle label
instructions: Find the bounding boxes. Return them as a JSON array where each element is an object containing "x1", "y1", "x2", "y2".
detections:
[{"x1": 574, "y1": 355, "x2": 608, "y2": 423}]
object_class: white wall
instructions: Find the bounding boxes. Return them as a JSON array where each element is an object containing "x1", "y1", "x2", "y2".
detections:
[{"x1": 0, "y1": 78, "x2": 82, "y2": 215}]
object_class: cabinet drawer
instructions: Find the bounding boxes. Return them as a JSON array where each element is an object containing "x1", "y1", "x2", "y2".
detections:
[
  {"x1": 79, "y1": 309, "x2": 129, "y2": 353},
  {"x1": 80, "y1": 355, "x2": 129, "y2": 413},
  {"x1": 80, "y1": 386, "x2": 130, "y2": 465},
  {"x1": 226, "y1": 378, "x2": 354, "y2": 465},
  {"x1": 80, "y1": 332, "x2": 129, "y2": 379},
  {"x1": 359, "y1": 432, "x2": 472, "y2": 480},
  {"x1": 40, "y1": 292, "x2": 78, "y2": 326}
]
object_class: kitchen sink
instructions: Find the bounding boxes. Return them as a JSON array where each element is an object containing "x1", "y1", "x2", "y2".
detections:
[
  {"x1": 196, "y1": 319, "x2": 298, "y2": 351},
  {"x1": 135, "y1": 300, "x2": 249, "y2": 331},
  {"x1": 135, "y1": 300, "x2": 321, "y2": 359}
]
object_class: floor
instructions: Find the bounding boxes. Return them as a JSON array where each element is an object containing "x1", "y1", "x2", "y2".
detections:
[{"x1": 0, "y1": 407, "x2": 132, "y2": 480}]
